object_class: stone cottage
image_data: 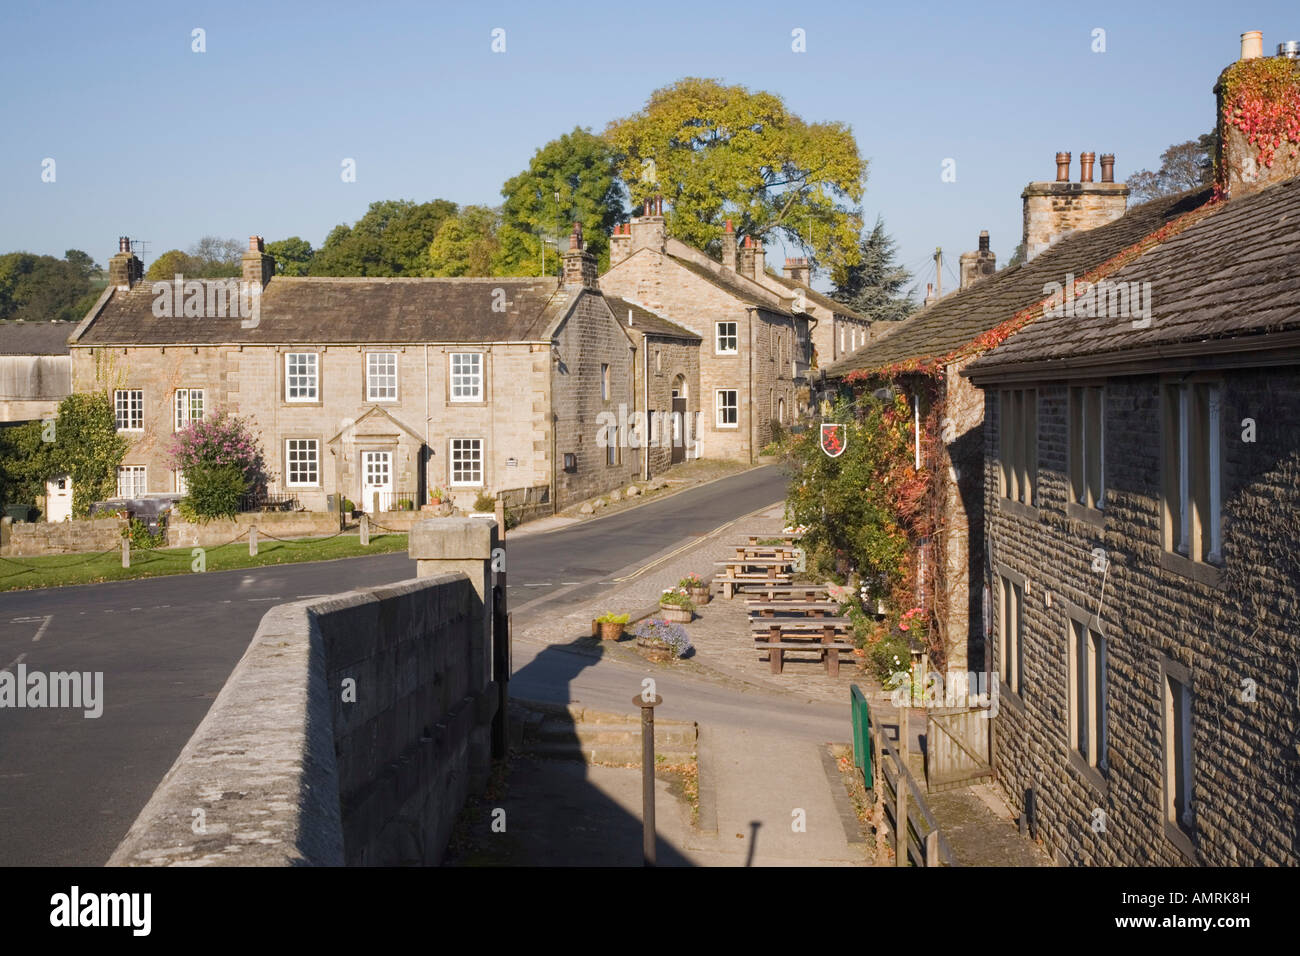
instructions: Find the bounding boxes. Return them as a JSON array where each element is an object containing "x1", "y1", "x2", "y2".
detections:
[
  {"x1": 962, "y1": 36, "x2": 1300, "y2": 866},
  {"x1": 821, "y1": 151, "x2": 1220, "y2": 676},
  {"x1": 67, "y1": 227, "x2": 640, "y2": 514},
  {"x1": 601, "y1": 202, "x2": 811, "y2": 461}
]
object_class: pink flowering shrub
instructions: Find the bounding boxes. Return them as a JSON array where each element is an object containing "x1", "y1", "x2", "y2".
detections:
[{"x1": 167, "y1": 412, "x2": 269, "y2": 518}]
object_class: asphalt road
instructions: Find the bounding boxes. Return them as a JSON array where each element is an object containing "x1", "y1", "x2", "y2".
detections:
[{"x1": 0, "y1": 465, "x2": 788, "y2": 866}]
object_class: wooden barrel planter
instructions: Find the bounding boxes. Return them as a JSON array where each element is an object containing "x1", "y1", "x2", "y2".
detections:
[
  {"x1": 658, "y1": 604, "x2": 692, "y2": 623},
  {"x1": 688, "y1": 586, "x2": 711, "y2": 606},
  {"x1": 635, "y1": 637, "x2": 674, "y2": 663}
]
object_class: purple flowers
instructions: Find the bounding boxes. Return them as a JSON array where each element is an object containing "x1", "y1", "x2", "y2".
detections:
[
  {"x1": 167, "y1": 411, "x2": 268, "y2": 489},
  {"x1": 632, "y1": 618, "x2": 693, "y2": 658}
]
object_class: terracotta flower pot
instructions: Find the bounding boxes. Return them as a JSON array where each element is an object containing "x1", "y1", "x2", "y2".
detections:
[{"x1": 598, "y1": 620, "x2": 624, "y2": 641}]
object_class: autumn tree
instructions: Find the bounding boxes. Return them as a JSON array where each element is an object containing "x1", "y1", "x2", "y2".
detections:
[{"x1": 605, "y1": 78, "x2": 866, "y2": 273}]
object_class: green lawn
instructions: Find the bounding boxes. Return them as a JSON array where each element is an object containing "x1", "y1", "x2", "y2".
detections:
[{"x1": 0, "y1": 532, "x2": 410, "y2": 592}]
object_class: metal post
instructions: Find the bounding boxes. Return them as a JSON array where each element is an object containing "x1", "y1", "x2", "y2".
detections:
[
  {"x1": 360, "y1": 513, "x2": 369, "y2": 547},
  {"x1": 249, "y1": 525, "x2": 258, "y2": 557},
  {"x1": 634, "y1": 693, "x2": 663, "y2": 866},
  {"x1": 121, "y1": 536, "x2": 129, "y2": 568}
]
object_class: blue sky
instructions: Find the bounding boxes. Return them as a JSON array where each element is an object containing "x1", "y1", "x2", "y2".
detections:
[{"x1": 2, "y1": 0, "x2": 1295, "y2": 299}]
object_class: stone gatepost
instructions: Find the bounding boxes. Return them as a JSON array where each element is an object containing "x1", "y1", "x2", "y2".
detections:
[{"x1": 409, "y1": 517, "x2": 501, "y2": 790}]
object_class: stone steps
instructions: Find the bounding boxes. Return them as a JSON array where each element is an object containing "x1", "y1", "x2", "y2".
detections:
[{"x1": 510, "y1": 697, "x2": 697, "y2": 766}]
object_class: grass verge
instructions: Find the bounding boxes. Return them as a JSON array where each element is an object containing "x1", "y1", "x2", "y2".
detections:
[{"x1": 0, "y1": 532, "x2": 409, "y2": 592}]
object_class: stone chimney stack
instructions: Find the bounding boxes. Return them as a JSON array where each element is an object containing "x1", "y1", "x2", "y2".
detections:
[
  {"x1": 924, "y1": 282, "x2": 936, "y2": 307},
  {"x1": 959, "y1": 231, "x2": 997, "y2": 290},
  {"x1": 722, "y1": 219, "x2": 737, "y2": 272},
  {"x1": 108, "y1": 236, "x2": 143, "y2": 290},
  {"x1": 241, "y1": 236, "x2": 275, "y2": 288},
  {"x1": 1214, "y1": 30, "x2": 1300, "y2": 199},
  {"x1": 750, "y1": 237, "x2": 765, "y2": 280},
  {"x1": 609, "y1": 223, "x2": 631, "y2": 267},
  {"x1": 562, "y1": 222, "x2": 599, "y2": 290},
  {"x1": 1022, "y1": 152, "x2": 1128, "y2": 262},
  {"x1": 629, "y1": 196, "x2": 666, "y2": 253},
  {"x1": 782, "y1": 257, "x2": 812, "y2": 285},
  {"x1": 738, "y1": 236, "x2": 755, "y2": 278}
]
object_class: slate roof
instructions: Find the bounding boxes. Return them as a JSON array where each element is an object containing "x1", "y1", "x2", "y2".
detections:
[
  {"x1": 603, "y1": 296, "x2": 702, "y2": 341},
  {"x1": 0, "y1": 321, "x2": 73, "y2": 354},
  {"x1": 965, "y1": 176, "x2": 1300, "y2": 381},
  {"x1": 768, "y1": 274, "x2": 866, "y2": 320},
  {"x1": 72, "y1": 276, "x2": 571, "y2": 346},
  {"x1": 823, "y1": 187, "x2": 1214, "y2": 378}
]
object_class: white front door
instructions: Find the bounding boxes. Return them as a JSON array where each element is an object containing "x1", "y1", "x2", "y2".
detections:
[
  {"x1": 45, "y1": 475, "x2": 72, "y2": 522},
  {"x1": 361, "y1": 451, "x2": 392, "y2": 512}
]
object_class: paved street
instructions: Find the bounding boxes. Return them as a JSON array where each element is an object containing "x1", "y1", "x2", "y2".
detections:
[{"x1": 0, "y1": 465, "x2": 787, "y2": 865}]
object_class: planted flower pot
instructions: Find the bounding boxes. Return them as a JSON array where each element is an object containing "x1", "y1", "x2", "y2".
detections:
[
  {"x1": 635, "y1": 636, "x2": 674, "y2": 663},
  {"x1": 658, "y1": 603, "x2": 692, "y2": 623}
]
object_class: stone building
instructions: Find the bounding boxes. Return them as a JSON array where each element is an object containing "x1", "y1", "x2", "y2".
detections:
[
  {"x1": 602, "y1": 204, "x2": 811, "y2": 461},
  {"x1": 962, "y1": 40, "x2": 1300, "y2": 865},
  {"x1": 67, "y1": 227, "x2": 639, "y2": 514},
  {"x1": 823, "y1": 154, "x2": 1208, "y2": 675}
]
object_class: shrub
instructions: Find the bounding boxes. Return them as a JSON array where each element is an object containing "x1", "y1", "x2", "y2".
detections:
[
  {"x1": 595, "y1": 612, "x2": 629, "y2": 624},
  {"x1": 868, "y1": 631, "x2": 912, "y2": 684},
  {"x1": 122, "y1": 517, "x2": 166, "y2": 549},
  {"x1": 177, "y1": 462, "x2": 247, "y2": 521},
  {"x1": 504, "y1": 510, "x2": 520, "y2": 530},
  {"x1": 632, "y1": 618, "x2": 693, "y2": 658},
  {"x1": 341, "y1": 497, "x2": 355, "y2": 514},
  {"x1": 473, "y1": 491, "x2": 495, "y2": 512}
]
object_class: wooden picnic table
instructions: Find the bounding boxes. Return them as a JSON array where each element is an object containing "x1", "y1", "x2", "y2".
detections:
[
  {"x1": 750, "y1": 617, "x2": 853, "y2": 676},
  {"x1": 714, "y1": 568, "x2": 793, "y2": 598},
  {"x1": 746, "y1": 600, "x2": 841, "y2": 617},
  {"x1": 733, "y1": 545, "x2": 798, "y2": 561},
  {"x1": 751, "y1": 583, "x2": 831, "y2": 600},
  {"x1": 746, "y1": 534, "x2": 803, "y2": 547}
]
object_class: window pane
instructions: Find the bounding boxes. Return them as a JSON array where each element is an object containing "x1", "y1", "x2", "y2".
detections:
[
  {"x1": 287, "y1": 354, "x2": 318, "y2": 400},
  {"x1": 451, "y1": 354, "x2": 482, "y2": 401},
  {"x1": 1085, "y1": 387, "x2": 1103, "y2": 508},
  {"x1": 367, "y1": 353, "x2": 397, "y2": 401},
  {"x1": 451, "y1": 438, "x2": 483, "y2": 484},
  {"x1": 286, "y1": 439, "x2": 319, "y2": 485}
]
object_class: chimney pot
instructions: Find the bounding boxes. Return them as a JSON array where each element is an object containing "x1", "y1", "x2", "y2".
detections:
[
  {"x1": 1241, "y1": 30, "x2": 1263, "y2": 60},
  {"x1": 119, "y1": 236, "x2": 131, "y2": 253},
  {"x1": 1080, "y1": 151, "x2": 1096, "y2": 183},
  {"x1": 725, "y1": 219, "x2": 734, "y2": 233},
  {"x1": 978, "y1": 230, "x2": 989, "y2": 252},
  {"x1": 1099, "y1": 154, "x2": 1115, "y2": 183},
  {"x1": 1055, "y1": 152, "x2": 1072, "y2": 182},
  {"x1": 1279, "y1": 41, "x2": 1300, "y2": 58}
]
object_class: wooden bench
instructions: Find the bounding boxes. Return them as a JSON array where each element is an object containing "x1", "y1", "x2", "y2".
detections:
[
  {"x1": 746, "y1": 535, "x2": 803, "y2": 548},
  {"x1": 750, "y1": 618, "x2": 854, "y2": 676},
  {"x1": 746, "y1": 600, "x2": 841, "y2": 617},
  {"x1": 750, "y1": 584, "x2": 832, "y2": 601},
  {"x1": 715, "y1": 571, "x2": 793, "y2": 598}
]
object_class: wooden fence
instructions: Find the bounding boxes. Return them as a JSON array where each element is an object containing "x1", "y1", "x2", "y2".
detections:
[{"x1": 850, "y1": 684, "x2": 957, "y2": 867}]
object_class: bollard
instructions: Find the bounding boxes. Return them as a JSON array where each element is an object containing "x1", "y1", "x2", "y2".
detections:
[
  {"x1": 634, "y1": 692, "x2": 663, "y2": 866},
  {"x1": 121, "y1": 536, "x2": 129, "y2": 569},
  {"x1": 360, "y1": 513, "x2": 369, "y2": 546},
  {"x1": 249, "y1": 525, "x2": 258, "y2": 557}
]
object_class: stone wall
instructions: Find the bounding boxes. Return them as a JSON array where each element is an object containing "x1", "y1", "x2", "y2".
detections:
[
  {"x1": 983, "y1": 368, "x2": 1300, "y2": 865},
  {"x1": 1, "y1": 516, "x2": 123, "y2": 555},
  {"x1": 166, "y1": 511, "x2": 341, "y2": 548},
  {"x1": 1022, "y1": 182, "x2": 1129, "y2": 262},
  {"x1": 109, "y1": 519, "x2": 502, "y2": 867}
]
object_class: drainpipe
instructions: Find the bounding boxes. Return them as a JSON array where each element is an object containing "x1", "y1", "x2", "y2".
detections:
[
  {"x1": 424, "y1": 344, "x2": 431, "y2": 500},
  {"x1": 748, "y1": 307, "x2": 755, "y2": 463}
]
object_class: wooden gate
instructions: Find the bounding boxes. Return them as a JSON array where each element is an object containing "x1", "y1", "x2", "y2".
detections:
[{"x1": 926, "y1": 707, "x2": 992, "y2": 792}]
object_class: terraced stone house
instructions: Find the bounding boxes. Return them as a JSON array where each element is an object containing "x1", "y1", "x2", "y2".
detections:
[{"x1": 67, "y1": 228, "x2": 644, "y2": 515}]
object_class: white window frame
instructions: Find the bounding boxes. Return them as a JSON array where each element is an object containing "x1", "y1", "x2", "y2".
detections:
[
  {"x1": 115, "y1": 389, "x2": 143, "y2": 432},
  {"x1": 450, "y1": 352, "x2": 483, "y2": 402},
  {"x1": 715, "y1": 321, "x2": 738, "y2": 355},
  {"x1": 285, "y1": 438, "x2": 320, "y2": 487},
  {"x1": 1164, "y1": 382, "x2": 1222, "y2": 563},
  {"x1": 715, "y1": 389, "x2": 738, "y2": 429},
  {"x1": 285, "y1": 352, "x2": 318, "y2": 403},
  {"x1": 117, "y1": 465, "x2": 147, "y2": 497},
  {"x1": 366, "y1": 351, "x2": 398, "y2": 402},
  {"x1": 174, "y1": 388, "x2": 205, "y2": 432},
  {"x1": 450, "y1": 437, "x2": 483, "y2": 486}
]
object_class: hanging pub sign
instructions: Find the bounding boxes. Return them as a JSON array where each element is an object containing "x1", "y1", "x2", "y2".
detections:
[{"x1": 820, "y1": 422, "x2": 846, "y2": 458}]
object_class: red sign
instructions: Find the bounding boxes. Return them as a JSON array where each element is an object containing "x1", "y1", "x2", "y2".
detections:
[{"x1": 820, "y1": 423, "x2": 846, "y2": 458}]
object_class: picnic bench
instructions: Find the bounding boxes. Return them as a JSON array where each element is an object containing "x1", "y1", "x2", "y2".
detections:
[
  {"x1": 750, "y1": 583, "x2": 832, "y2": 601},
  {"x1": 714, "y1": 556, "x2": 794, "y2": 598},
  {"x1": 746, "y1": 534, "x2": 803, "y2": 548},
  {"x1": 747, "y1": 599, "x2": 841, "y2": 617},
  {"x1": 750, "y1": 617, "x2": 854, "y2": 676}
]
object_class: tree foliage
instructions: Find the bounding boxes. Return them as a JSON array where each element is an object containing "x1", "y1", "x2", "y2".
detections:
[
  {"x1": 496, "y1": 127, "x2": 625, "y2": 274},
  {"x1": 1127, "y1": 132, "x2": 1216, "y2": 202},
  {"x1": 426, "y1": 206, "x2": 501, "y2": 277},
  {"x1": 144, "y1": 236, "x2": 243, "y2": 281},
  {"x1": 51, "y1": 393, "x2": 128, "y2": 518},
  {"x1": 829, "y1": 217, "x2": 916, "y2": 323},
  {"x1": 309, "y1": 199, "x2": 458, "y2": 276},
  {"x1": 0, "y1": 250, "x2": 102, "y2": 322},
  {"x1": 605, "y1": 78, "x2": 866, "y2": 273},
  {"x1": 265, "y1": 237, "x2": 315, "y2": 276}
]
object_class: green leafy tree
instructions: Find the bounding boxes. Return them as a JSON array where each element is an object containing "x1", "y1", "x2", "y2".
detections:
[
  {"x1": 310, "y1": 199, "x2": 458, "y2": 276},
  {"x1": 47, "y1": 393, "x2": 128, "y2": 517},
  {"x1": 426, "y1": 206, "x2": 501, "y2": 276},
  {"x1": 830, "y1": 217, "x2": 916, "y2": 322},
  {"x1": 265, "y1": 237, "x2": 315, "y2": 276},
  {"x1": 0, "y1": 420, "x2": 55, "y2": 507},
  {"x1": 0, "y1": 251, "x2": 99, "y2": 322},
  {"x1": 496, "y1": 127, "x2": 625, "y2": 274},
  {"x1": 145, "y1": 249, "x2": 201, "y2": 281},
  {"x1": 188, "y1": 236, "x2": 243, "y2": 277},
  {"x1": 1128, "y1": 132, "x2": 1217, "y2": 202},
  {"x1": 605, "y1": 78, "x2": 866, "y2": 273}
]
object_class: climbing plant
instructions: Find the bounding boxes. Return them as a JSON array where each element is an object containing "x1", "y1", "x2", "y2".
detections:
[
  {"x1": 49, "y1": 393, "x2": 128, "y2": 518},
  {"x1": 1220, "y1": 56, "x2": 1300, "y2": 171}
]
